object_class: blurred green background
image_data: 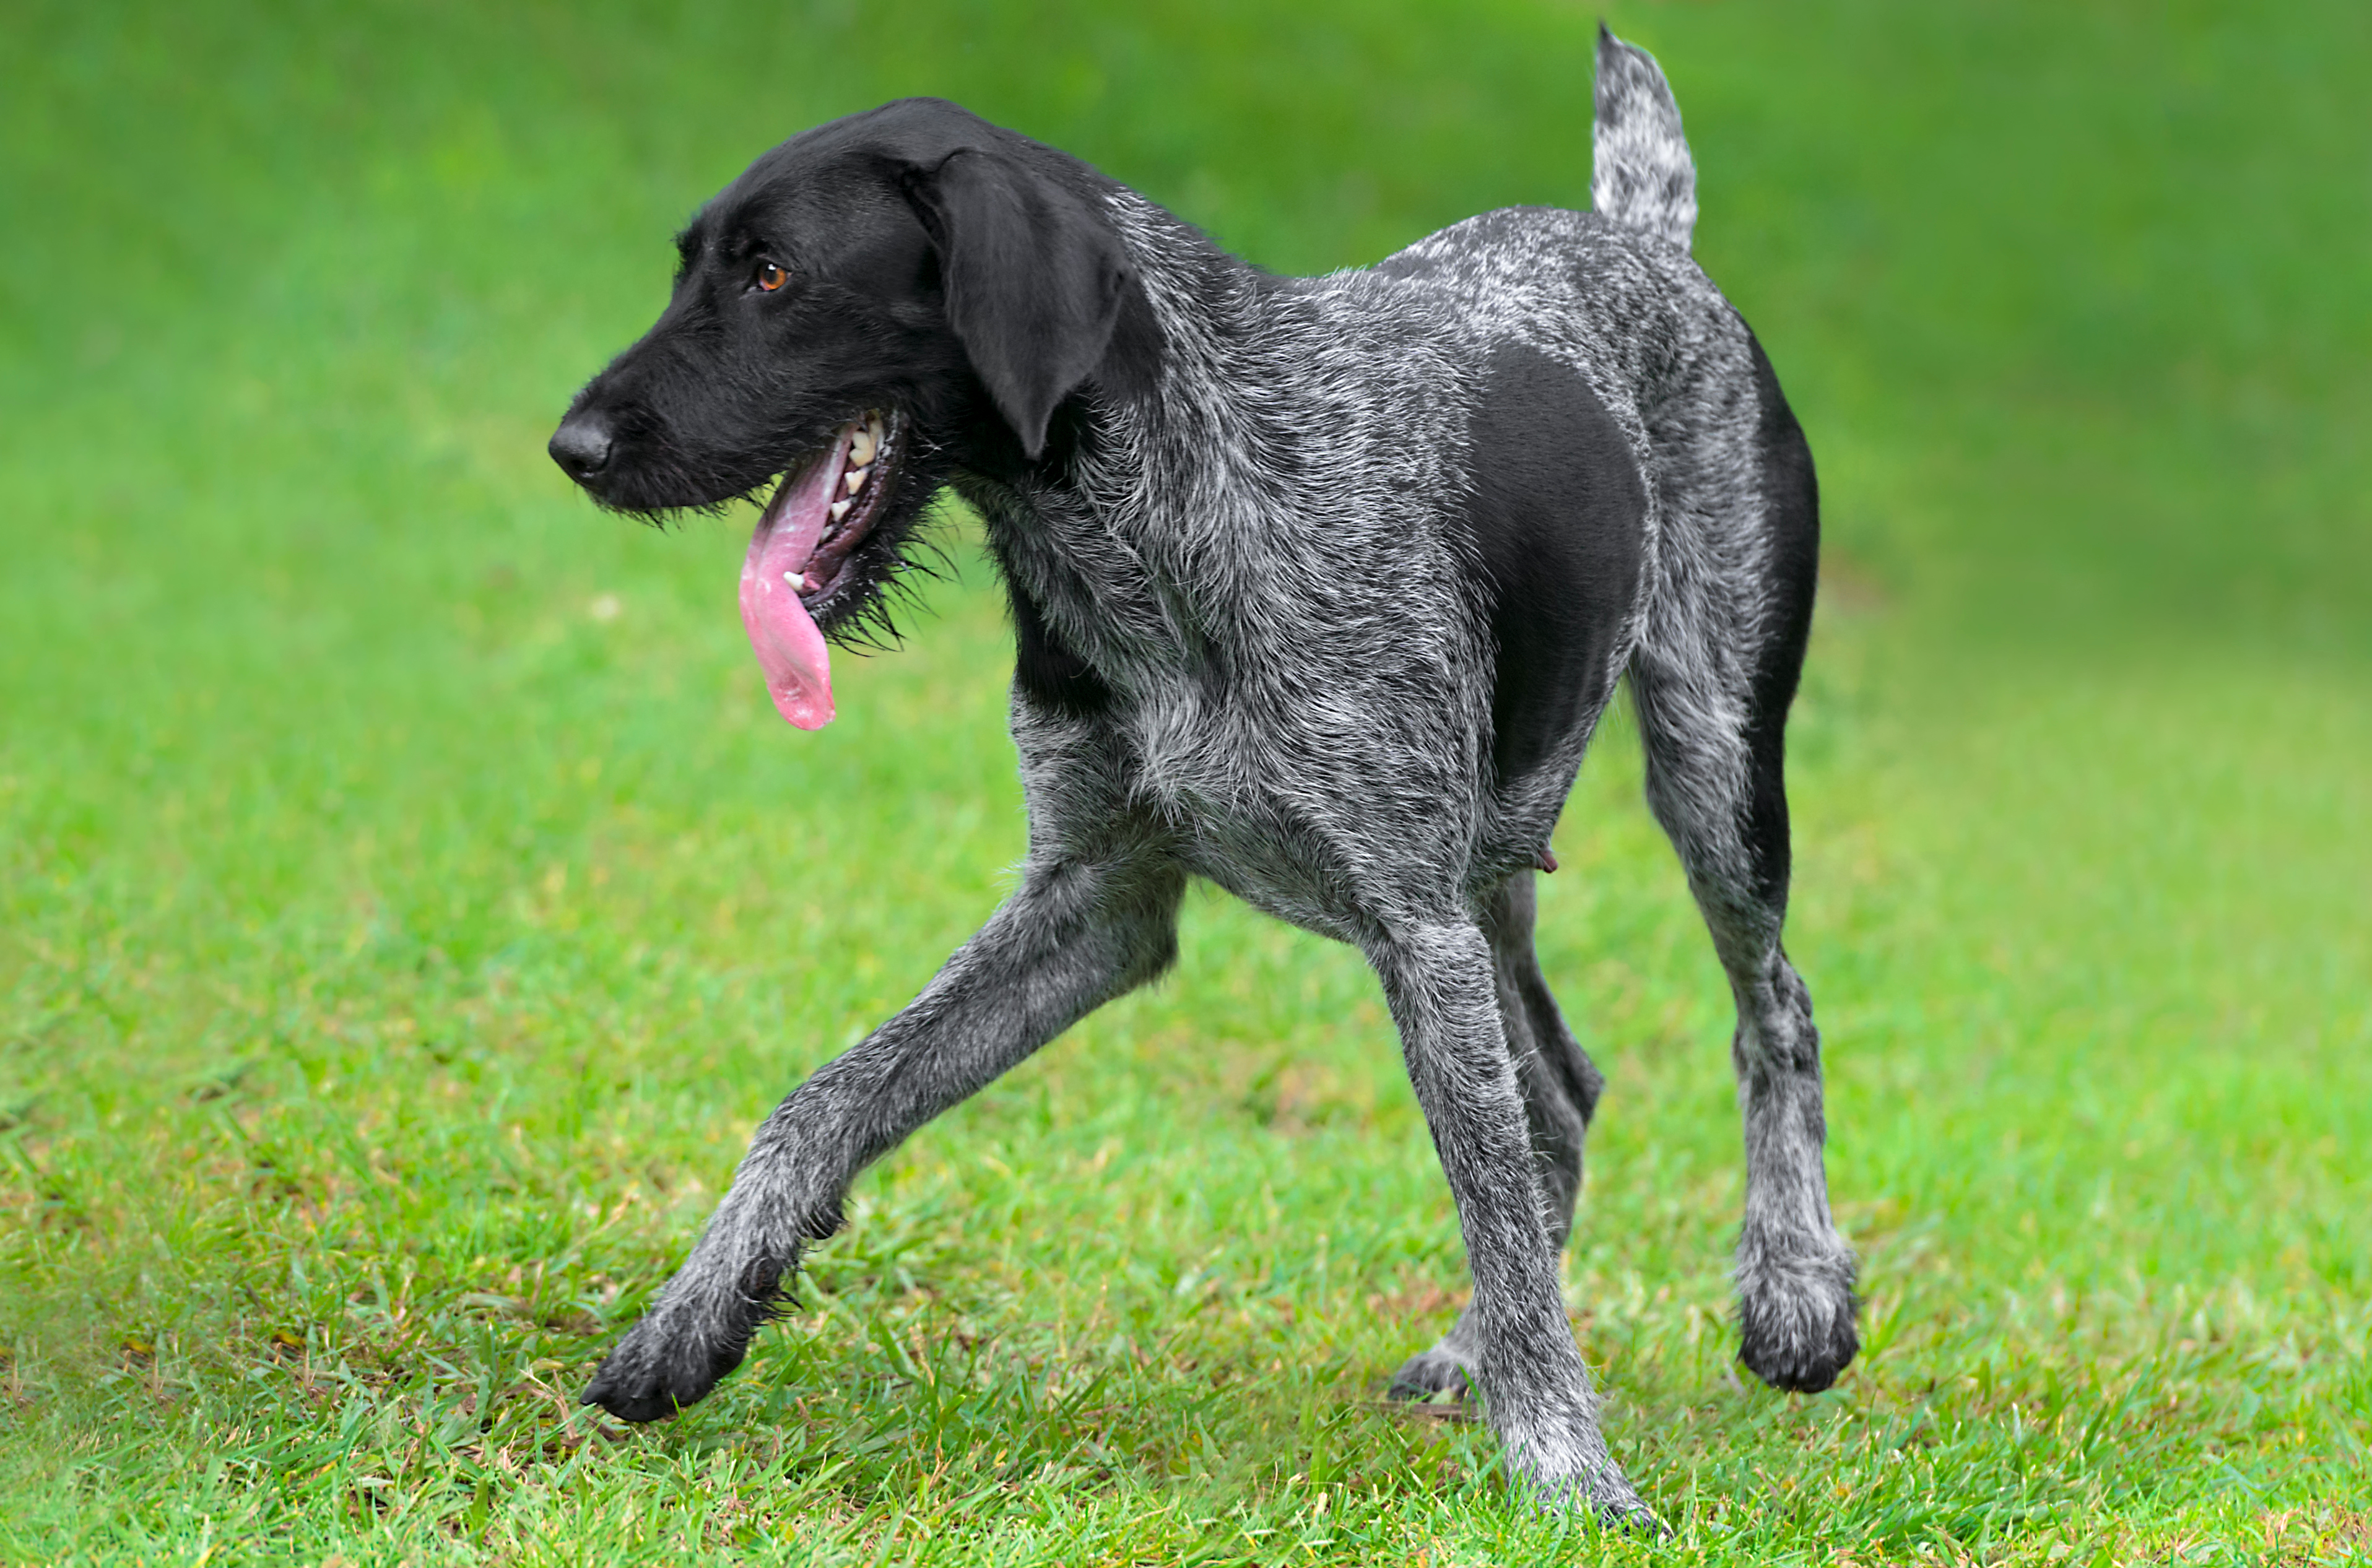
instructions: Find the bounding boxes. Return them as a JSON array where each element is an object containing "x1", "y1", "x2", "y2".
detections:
[{"x1": 3, "y1": 1, "x2": 2367, "y2": 1562}]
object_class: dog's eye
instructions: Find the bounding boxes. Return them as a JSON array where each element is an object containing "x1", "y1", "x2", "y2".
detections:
[{"x1": 754, "y1": 260, "x2": 788, "y2": 293}]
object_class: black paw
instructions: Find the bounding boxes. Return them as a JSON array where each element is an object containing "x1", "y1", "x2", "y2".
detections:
[
  {"x1": 1384, "y1": 1345, "x2": 1474, "y2": 1403},
  {"x1": 1737, "y1": 1255, "x2": 1859, "y2": 1393},
  {"x1": 581, "y1": 1311, "x2": 752, "y2": 1423}
]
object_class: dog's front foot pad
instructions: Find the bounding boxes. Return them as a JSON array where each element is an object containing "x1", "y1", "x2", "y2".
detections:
[
  {"x1": 581, "y1": 1309, "x2": 752, "y2": 1423},
  {"x1": 1737, "y1": 1248, "x2": 1859, "y2": 1394},
  {"x1": 1385, "y1": 1344, "x2": 1474, "y2": 1404}
]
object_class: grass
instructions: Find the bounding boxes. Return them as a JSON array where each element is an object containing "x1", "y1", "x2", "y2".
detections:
[{"x1": 3, "y1": 0, "x2": 2368, "y2": 1561}]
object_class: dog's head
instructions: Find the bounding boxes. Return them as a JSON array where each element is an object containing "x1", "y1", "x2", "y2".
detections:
[{"x1": 548, "y1": 98, "x2": 1160, "y2": 727}]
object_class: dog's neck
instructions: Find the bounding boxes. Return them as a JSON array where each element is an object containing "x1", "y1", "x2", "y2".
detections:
[{"x1": 958, "y1": 190, "x2": 1321, "y2": 687}]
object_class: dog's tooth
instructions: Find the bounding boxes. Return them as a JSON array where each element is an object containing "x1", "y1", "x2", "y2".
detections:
[
  {"x1": 830, "y1": 499, "x2": 852, "y2": 522},
  {"x1": 867, "y1": 413, "x2": 885, "y2": 447},
  {"x1": 844, "y1": 466, "x2": 868, "y2": 495},
  {"x1": 848, "y1": 427, "x2": 877, "y2": 466},
  {"x1": 783, "y1": 570, "x2": 807, "y2": 592}
]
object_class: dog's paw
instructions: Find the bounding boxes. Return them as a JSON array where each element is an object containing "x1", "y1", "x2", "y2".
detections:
[
  {"x1": 1526, "y1": 1466, "x2": 1668, "y2": 1534},
  {"x1": 1503, "y1": 1422, "x2": 1668, "y2": 1534},
  {"x1": 1385, "y1": 1343, "x2": 1474, "y2": 1403},
  {"x1": 1586, "y1": 1488, "x2": 1670, "y2": 1536},
  {"x1": 1736, "y1": 1244, "x2": 1859, "y2": 1394},
  {"x1": 581, "y1": 1306, "x2": 753, "y2": 1423}
]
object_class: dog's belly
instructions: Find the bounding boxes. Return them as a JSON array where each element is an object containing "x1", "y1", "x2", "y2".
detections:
[
  {"x1": 1140, "y1": 752, "x2": 1480, "y2": 945},
  {"x1": 1098, "y1": 680, "x2": 1484, "y2": 942}
]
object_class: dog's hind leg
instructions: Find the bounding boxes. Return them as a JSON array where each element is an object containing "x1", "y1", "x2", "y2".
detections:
[
  {"x1": 1386, "y1": 873, "x2": 1602, "y2": 1405},
  {"x1": 1627, "y1": 342, "x2": 1857, "y2": 1392},
  {"x1": 1632, "y1": 657, "x2": 1856, "y2": 1391},
  {"x1": 1365, "y1": 919, "x2": 1653, "y2": 1525},
  {"x1": 582, "y1": 849, "x2": 1185, "y2": 1423}
]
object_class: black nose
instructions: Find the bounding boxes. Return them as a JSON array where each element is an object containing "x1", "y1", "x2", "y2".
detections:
[{"x1": 548, "y1": 412, "x2": 614, "y2": 483}]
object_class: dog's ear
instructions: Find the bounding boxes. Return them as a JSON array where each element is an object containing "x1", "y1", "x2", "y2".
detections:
[{"x1": 903, "y1": 148, "x2": 1137, "y2": 460}]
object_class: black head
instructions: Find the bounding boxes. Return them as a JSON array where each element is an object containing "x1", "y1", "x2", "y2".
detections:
[{"x1": 549, "y1": 98, "x2": 1163, "y2": 641}]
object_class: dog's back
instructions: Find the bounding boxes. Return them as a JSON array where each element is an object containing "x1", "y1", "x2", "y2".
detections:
[
  {"x1": 1369, "y1": 22, "x2": 1807, "y2": 696},
  {"x1": 1048, "y1": 28, "x2": 1813, "y2": 891}
]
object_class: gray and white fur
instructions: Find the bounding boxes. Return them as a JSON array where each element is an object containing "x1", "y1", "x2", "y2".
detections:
[{"x1": 561, "y1": 27, "x2": 1857, "y2": 1530}]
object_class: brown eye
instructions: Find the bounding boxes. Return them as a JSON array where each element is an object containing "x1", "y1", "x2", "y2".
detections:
[{"x1": 755, "y1": 260, "x2": 787, "y2": 293}]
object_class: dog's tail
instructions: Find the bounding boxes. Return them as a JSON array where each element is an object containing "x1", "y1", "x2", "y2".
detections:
[{"x1": 1591, "y1": 24, "x2": 1696, "y2": 252}]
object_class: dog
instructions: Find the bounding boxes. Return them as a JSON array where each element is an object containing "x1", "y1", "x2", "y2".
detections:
[{"x1": 547, "y1": 27, "x2": 1856, "y2": 1525}]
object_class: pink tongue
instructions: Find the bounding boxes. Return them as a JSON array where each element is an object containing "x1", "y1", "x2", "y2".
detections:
[{"x1": 738, "y1": 431, "x2": 851, "y2": 730}]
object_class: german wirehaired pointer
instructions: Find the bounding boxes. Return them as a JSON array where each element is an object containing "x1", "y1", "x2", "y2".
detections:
[{"x1": 548, "y1": 28, "x2": 1855, "y2": 1525}]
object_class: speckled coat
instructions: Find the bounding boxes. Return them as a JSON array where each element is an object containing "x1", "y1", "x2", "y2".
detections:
[{"x1": 566, "y1": 28, "x2": 1857, "y2": 1528}]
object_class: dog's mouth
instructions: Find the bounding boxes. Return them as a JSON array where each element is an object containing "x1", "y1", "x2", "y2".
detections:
[{"x1": 737, "y1": 410, "x2": 908, "y2": 729}]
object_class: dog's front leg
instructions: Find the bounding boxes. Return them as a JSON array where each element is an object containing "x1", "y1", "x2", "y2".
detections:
[
  {"x1": 1368, "y1": 920, "x2": 1658, "y2": 1529},
  {"x1": 583, "y1": 854, "x2": 1184, "y2": 1422}
]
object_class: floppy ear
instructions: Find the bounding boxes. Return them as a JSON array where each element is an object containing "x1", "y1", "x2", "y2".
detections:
[{"x1": 904, "y1": 148, "x2": 1134, "y2": 460}]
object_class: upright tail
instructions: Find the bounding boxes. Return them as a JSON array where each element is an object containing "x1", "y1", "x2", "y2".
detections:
[{"x1": 1592, "y1": 25, "x2": 1696, "y2": 252}]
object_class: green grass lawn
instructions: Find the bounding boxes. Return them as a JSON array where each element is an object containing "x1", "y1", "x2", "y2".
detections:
[{"x1": 4, "y1": 0, "x2": 2368, "y2": 1561}]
